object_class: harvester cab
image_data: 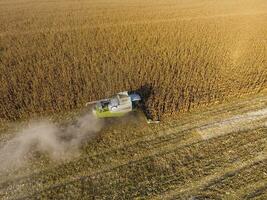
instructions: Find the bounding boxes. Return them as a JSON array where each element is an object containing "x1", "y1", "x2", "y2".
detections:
[{"x1": 86, "y1": 91, "x2": 141, "y2": 118}]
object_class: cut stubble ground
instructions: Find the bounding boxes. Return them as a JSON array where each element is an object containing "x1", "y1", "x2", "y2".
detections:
[{"x1": 0, "y1": 90, "x2": 266, "y2": 199}]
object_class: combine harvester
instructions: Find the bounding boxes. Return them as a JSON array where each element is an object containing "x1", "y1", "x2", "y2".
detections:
[{"x1": 86, "y1": 91, "x2": 159, "y2": 124}]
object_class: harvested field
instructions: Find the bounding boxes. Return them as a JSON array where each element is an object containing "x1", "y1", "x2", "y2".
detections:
[{"x1": 0, "y1": 90, "x2": 266, "y2": 199}]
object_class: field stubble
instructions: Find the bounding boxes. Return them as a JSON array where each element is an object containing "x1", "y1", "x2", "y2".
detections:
[{"x1": 0, "y1": 90, "x2": 266, "y2": 199}]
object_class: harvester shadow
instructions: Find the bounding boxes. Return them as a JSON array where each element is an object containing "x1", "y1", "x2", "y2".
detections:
[{"x1": 132, "y1": 84, "x2": 154, "y2": 121}]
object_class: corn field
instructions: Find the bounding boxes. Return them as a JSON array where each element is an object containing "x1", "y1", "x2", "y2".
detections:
[{"x1": 0, "y1": 0, "x2": 267, "y2": 120}]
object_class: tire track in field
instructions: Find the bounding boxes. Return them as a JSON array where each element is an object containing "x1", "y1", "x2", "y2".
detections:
[
  {"x1": 11, "y1": 127, "x2": 267, "y2": 199},
  {"x1": 121, "y1": 137, "x2": 267, "y2": 200},
  {"x1": 229, "y1": 181, "x2": 267, "y2": 199},
  {"x1": 1, "y1": 114, "x2": 266, "y2": 200},
  {"x1": 154, "y1": 155, "x2": 267, "y2": 200},
  {"x1": 243, "y1": 184, "x2": 267, "y2": 199},
  {"x1": 197, "y1": 107, "x2": 267, "y2": 140},
  {"x1": 18, "y1": 128, "x2": 267, "y2": 200},
  {"x1": 0, "y1": 94, "x2": 266, "y2": 199},
  {"x1": 163, "y1": 89, "x2": 267, "y2": 131},
  {"x1": 190, "y1": 157, "x2": 267, "y2": 199},
  {"x1": 151, "y1": 154, "x2": 267, "y2": 200}
]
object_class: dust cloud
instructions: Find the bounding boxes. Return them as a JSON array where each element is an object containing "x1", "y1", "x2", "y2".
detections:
[{"x1": 0, "y1": 114, "x2": 103, "y2": 173}]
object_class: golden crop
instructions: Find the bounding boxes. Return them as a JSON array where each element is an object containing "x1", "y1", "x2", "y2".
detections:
[{"x1": 0, "y1": 0, "x2": 266, "y2": 120}]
